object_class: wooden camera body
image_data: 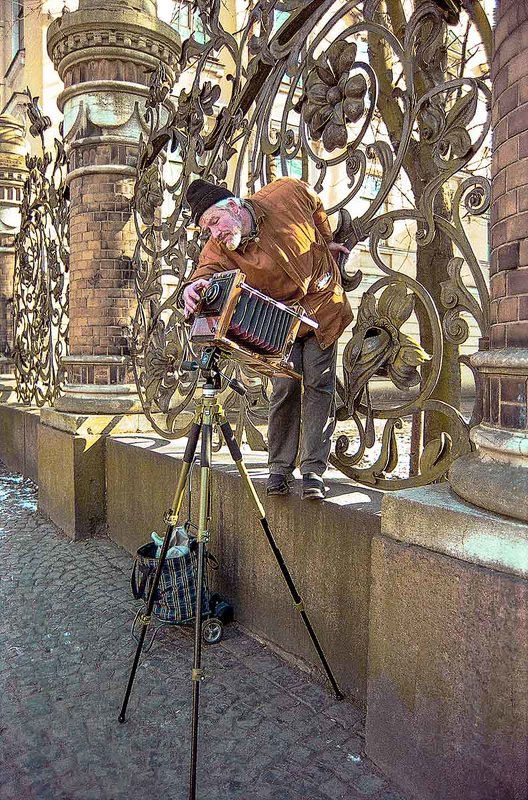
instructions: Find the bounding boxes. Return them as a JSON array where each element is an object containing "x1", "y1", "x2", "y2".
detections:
[{"x1": 189, "y1": 270, "x2": 317, "y2": 379}]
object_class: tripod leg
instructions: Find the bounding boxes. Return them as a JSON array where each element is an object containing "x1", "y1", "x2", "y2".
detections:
[
  {"x1": 118, "y1": 421, "x2": 202, "y2": 724},
  {"x1": 220, "y1": 419, "x2": 343, "y2": 701},
  {"x1": 189, "y1": 407, "x2": 212, "y2": 800}
]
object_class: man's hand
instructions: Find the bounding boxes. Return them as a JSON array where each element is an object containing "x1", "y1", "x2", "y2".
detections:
[
  {"x1": 328, "y1": 242, "x2": 350, "y2": 264},
  {"x1": 183, "y1": 278, "x2": 210, "y2": 318}
]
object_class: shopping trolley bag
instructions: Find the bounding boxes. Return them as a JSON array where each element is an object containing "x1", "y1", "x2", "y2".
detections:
[{"x1": 131, "y1": 538, "x2": 209, "y2": 624}]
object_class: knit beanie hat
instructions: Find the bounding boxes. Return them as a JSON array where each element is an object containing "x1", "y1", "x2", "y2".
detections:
[{"x1": 185, "y1": 179, "x2": 235, "y2": 224}]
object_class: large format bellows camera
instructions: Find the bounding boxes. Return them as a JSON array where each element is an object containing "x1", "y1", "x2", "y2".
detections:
[{"x1": 189, "y1": 270, "x2": 317, "y2": 379}]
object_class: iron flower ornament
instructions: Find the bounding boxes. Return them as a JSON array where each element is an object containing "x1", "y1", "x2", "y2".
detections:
[
  {"x1": 343, "y1": 284, "x2": 431, "y2": 414},
  {"x1": 303, "y1": 40, "x2": 368, "y2": 151},
  {"x1": 25, "y1": 88, "x2": 51, "y2": 139}
]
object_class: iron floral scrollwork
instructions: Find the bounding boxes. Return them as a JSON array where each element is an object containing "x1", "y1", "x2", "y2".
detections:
[
  {"x1": 140, "y1": 311, "x2": 198, "y2": 436},
  {"x1": 147, "y1": 62, "x2": 173, "y2": 110},
  {"x1": 136, "y1": 163, "x2": 164, "y2": 226},
  {"x1": 12, "y1": 89, "x2": 69, "y2": 406},
  {"x1": 332, "y1": 282, "x2": 450, "y2": 487},
  {"x1": 130, "y1": 0, "x2": 490, "y2": 487}
]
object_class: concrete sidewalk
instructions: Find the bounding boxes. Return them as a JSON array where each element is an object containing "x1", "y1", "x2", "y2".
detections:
[{"x1": 0, "y1": 460, "x2": 407, "y2": 800}]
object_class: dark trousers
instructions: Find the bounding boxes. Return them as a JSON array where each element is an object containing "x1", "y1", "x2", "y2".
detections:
[{"x1": 268, "y1": 335, "x2": 337, "y2": 478}]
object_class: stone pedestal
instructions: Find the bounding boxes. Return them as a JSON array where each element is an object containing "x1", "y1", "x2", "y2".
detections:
[
  {"x1": 0, "y1": 404, "x2": 40, "y2": 480},
  {"x1": 366, "y1": 484, "x2": 528, "y2": 800},
  {"x1": 38, "y1": 407, "x2": 152, "y2": 539}
]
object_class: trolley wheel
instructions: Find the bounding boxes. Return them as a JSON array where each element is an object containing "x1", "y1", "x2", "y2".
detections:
[{"x1": 202, "y1": 617, "x2": 223, "y2": 644}]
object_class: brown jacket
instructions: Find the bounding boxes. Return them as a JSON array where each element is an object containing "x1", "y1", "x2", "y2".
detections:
[{"x1": 188, "y1": 177, "x2": 353, "y2": 349}]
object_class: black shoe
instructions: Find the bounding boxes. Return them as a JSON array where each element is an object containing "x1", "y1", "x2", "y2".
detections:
[
  {"x1": 266, "y1": 473, "x2": 291, "y2": 496},
  {"x1": 302, "y1": 472, "x2": 325, "y2": 501}
]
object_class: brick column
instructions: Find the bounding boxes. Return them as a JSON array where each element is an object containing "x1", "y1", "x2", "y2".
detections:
[
  {"x1": 449, "y1": 0, "x2": 528, "y2": 522},
  {"x1": 46, "y1": 0, "x2": 180, "y2": 413},
  {"x1": 0, "y1": 116, "x2": 28, "y2": 399},
  {"x1": 38, "y1": 0, "x2": 179, "y2": 538}
]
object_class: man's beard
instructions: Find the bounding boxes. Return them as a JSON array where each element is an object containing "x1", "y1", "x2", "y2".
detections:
[{"x1": 222, "y1": 226, "x2": 242, "y2": 251}]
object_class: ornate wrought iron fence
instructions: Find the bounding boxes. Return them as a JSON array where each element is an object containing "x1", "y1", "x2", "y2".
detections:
[
  {"x1": 130, "y1": 0, "x2": 491, "y2": 488},
  {"x1": 12, "y1": 90, "x2": 70, "y2": 406}
]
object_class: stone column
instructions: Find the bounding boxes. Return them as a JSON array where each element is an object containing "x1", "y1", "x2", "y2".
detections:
[
  {"x1": 449, "y1": 0, "x2": 528, "y2": 522},
  {"x1": 46, "y1": 0, "x2": 180, "y2": 414},
  {"x1": 0, "y1": 115, "x2": 28, "y2": 401},
  {"x1": 38, "y1": 0, "x2": 180, "y2": 538}
]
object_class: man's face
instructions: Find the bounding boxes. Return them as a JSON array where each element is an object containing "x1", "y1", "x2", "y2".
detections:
[{"x1": 199, "y1": 201, "x2": 242, "y2": 251}]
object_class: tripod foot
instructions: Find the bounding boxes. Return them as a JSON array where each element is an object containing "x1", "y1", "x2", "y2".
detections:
[{"x1": 118, "y1": 714, "x2": 127, "y2": 724}]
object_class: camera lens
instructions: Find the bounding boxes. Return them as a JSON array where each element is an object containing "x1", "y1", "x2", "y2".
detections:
[{"x1": 203, "y1": 282, "x2": 221, "y2": 305}]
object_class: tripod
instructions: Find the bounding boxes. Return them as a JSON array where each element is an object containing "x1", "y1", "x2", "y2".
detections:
[{"x1": 118, "y1": 346, "x2": 343, "y2": 800}]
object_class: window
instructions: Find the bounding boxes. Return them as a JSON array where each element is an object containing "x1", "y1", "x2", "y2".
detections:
[
  {"x1": 446, "y1": 29, "x2": 463, "y2": 80},
  {"x1": 286, "y1": 157, "x2": 302, "y2": 179},
  {"x1": 273, "y1": 156, "x2": 303, "y2": 180},
  {"x1": 12, "y1": 0, "x2": 24, "y2": 57},
  {"x1": 171, "y1": 0, "x2": 205, "y2": 44},
  {"x1": 361, "y1": 174, "x2": 382, "y2": 200},
  {"x1": 272, "y1": 10, "x2": 290, "y2": 34},
  {"x1": 356, "y1": 36, "x2": 369, "y2": 63}
]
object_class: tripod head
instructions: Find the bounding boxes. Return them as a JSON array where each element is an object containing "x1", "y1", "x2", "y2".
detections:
[{"x1": 181, "y1": 346, "x2": 247, "y2": 396}]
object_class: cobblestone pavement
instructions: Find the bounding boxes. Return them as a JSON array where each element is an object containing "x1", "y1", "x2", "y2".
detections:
[{"x1": 0, "y1": 461, "x2": 407, "y2": 800}]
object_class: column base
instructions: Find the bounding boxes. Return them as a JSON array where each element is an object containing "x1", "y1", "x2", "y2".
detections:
[
  {"x1": 0, "y1": 357, "x2": 17, "y2": 402},
  {"x1": 449, "y1": 348, "x2": 528, "y2": 524},
  {"x1": 54, "y1": 382, "x2": 144, "y2": 414},
  {"x1": 449, "y1": 425, "x2": 528, "y2": 523},
  {"x1": 57, "y1": 354, "x2": 143, "y2": 414}
]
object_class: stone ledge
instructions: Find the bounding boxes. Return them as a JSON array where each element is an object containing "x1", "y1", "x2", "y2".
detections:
[
  {"x1": 39, "y1": 407, "x2": 152, "y2": 435},
  {"x1": 382, "y1": 482, "x2": 528, "y2": 578}
]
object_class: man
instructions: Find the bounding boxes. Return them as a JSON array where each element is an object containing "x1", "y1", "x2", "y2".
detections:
[{"x1": 183, "y1": 177, "x2": 353, "y2": 500}]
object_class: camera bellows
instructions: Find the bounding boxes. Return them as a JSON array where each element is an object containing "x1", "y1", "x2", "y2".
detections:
[{"x1": 229, "y1": 293, "x2": 292, "y2": 355}]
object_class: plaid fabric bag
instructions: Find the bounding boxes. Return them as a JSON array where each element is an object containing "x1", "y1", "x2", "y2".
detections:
[{"x1": 131, "y1": 541, "x2": 209, "y2": 623}]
